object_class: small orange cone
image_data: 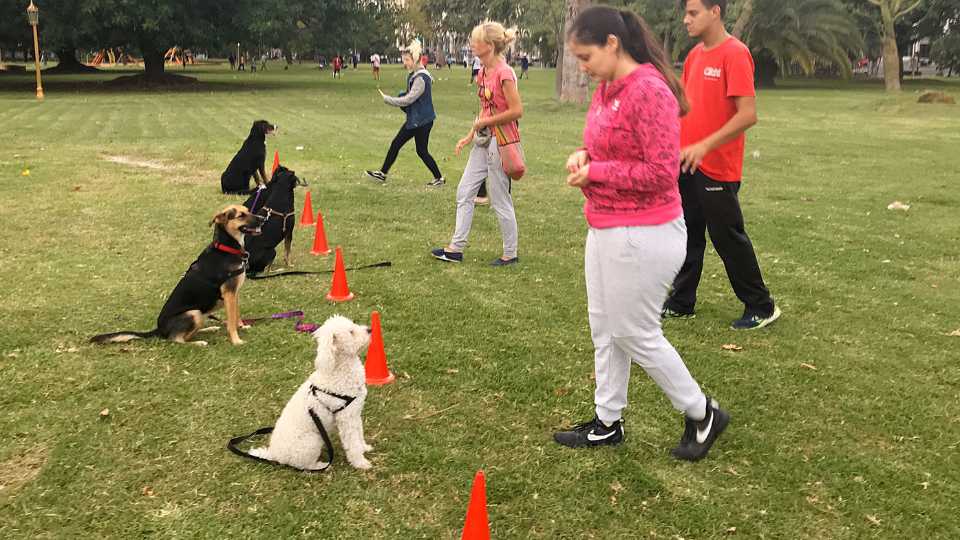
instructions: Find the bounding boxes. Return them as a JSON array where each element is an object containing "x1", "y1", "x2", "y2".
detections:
[
  {"x1": 325, "y1": 246, "x2": 354, "y2": 302},
  {"x1": 310, "y1": 210, "x2": 331, "y2": 256},
  {"x1": 365, "y1": 311, "x2": 395, "y2": 385},
  {"x1": 271, "y1": 150, "x2": 280, "y2": 176},
  {"x1": 300, "y1": 191, "x2": 315, "y2": 226},
  {"x1": 461, "y1": 471, "x2": 490, "y2": 540}
]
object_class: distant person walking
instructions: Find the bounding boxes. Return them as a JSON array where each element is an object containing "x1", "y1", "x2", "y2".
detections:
[
  {"x1": 371, "y1": 53, "x2": 381, "y2": 81},
  {"x1": 365, "y1": 40, "x2": 445, "y2": 187},
  {"x1": 470, "y1": 54, "x2": 482, "y2": 83},
  {"x1": 333, "y1": 54, "x2": 343, "y2": 78}
]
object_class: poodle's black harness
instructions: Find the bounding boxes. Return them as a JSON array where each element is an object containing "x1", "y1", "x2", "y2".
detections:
[{"x1": 227, "y1": 386, "x2": 357, "y2": 472}]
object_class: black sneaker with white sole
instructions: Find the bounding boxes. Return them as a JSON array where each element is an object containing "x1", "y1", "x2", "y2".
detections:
[
  {"x1": 670, "y1": 397, "x2": 729, "y2": 462},
  {"x1": 554, "y1": 416, "x2": 624, "y2": 448},
  {"x1": 365, "y1": 170, "x2": 387, "y2": 183},
  {"x1": 731, "y1": 306, "x2": 781, "y2": 330},
  {"x1": 426, "y1": 177, "x2": 445, "y2": 187}
]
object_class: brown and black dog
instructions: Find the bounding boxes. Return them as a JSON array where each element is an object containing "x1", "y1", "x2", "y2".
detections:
[{"x1": 91, "y1": 205, "x2": 264, "y2": 346}]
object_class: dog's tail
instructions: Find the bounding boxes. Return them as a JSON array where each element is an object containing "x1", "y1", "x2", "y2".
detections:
[{"x1": 89, "y1": 329, "x2": 159, "y2": 344}]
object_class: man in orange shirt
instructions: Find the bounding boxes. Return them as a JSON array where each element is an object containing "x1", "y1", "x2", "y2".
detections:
[{"x1": 663, "y1": 0, "x2": 780, "y2": 330}]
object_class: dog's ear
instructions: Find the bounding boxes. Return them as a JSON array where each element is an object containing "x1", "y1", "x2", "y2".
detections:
[{"x1": 210, "y1": 208, "x2": 237, "y2": 226}]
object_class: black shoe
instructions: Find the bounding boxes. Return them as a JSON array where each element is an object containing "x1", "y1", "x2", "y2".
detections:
[
  {"x1": 671, "y1": 397, "x2": 729, "y2": 462},
  {"x1": 731, "y1": 306, "x2": 781, "y2": 330},
  {"x1": 365, "y1": 170, "x2": 387, "y2": 183},
  {"x1": 554, "y1": 416, "x2": 624, "y2": 448},
  {"x1": 490, "y1": 256, "x2": 518, "y2": 267},
  {"x1": 430, "y1": 248, "x2": 463, "y2": 263},
  {"x1": 426, "y1": 177, "x2": 445, "y2": 187}
]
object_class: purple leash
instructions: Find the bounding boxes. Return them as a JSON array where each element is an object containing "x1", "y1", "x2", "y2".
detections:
[{"x1": 240, "y1": 310, "x2": 304, "y2": 326}]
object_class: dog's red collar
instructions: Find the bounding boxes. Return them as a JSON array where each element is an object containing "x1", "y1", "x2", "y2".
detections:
[{"x1": 212, "y1": 242, "x2": 247, "y2": 257}]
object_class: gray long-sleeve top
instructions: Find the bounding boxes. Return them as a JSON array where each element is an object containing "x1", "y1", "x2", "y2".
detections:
[{"x1": 382, "y1": 70, "x2": 431, "y2": 108}]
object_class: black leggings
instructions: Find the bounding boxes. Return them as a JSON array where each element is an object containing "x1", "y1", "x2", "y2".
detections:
[{"x1": 381, "y1": 122, "x2": 442, "y2": 180}]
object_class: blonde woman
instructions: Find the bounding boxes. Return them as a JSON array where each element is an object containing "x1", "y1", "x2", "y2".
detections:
[
  {"x1": 431, "y1": 22, "x2": 523, "y2": 266},
  {"x1": 365, "y1": 40, "x2": 445, "y2": 187}
]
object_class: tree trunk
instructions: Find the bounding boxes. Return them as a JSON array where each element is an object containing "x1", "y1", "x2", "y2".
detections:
[
  {"x1": 558, "y1": 0, "x2": 591, "y2": 103},
  {"x1": 732, "y1": 0, "x2": 754, "y2": 39},
  {"x1": 143, "y1": 49, "x2": 166, "y2": 81},
  {"x1": 48, "y1": 46, "x2": 99, "y2": 73},
  {"x1": 879, "y1": 5, "x2": 901, "y2": 91}
]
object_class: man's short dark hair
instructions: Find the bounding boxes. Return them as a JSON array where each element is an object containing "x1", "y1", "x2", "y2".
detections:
[{"x1": 679, "y1": 0, "x2": 727, "y2": 17}]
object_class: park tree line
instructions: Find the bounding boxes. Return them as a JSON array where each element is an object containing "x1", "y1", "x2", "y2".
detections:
[
  {"x1": 1, "y1": 0, "x2": 958, "y2": 93},
  {"x1": 0, "y1": 0, "x2": 398, "y2": 81}
]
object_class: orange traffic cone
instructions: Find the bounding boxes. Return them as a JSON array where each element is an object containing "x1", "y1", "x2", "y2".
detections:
[
  {"x1": 461, "y1": 471, "x2": 490, "y2": 540},
  {"x1": 271, "y1": 150, "x2": 280, "y2": 176},
  {"x1": 310, "y1": 210, "x2": 331, "y2": 256},
  {"x1": 300, "y1": 191, "x2": 315, "y2": 226},
  {"x1": 326, "y1": 247, "x2": 354, "y2": 302},
  {"x1": 365, "y1": 311, "x2": 395, "y2": 385}
]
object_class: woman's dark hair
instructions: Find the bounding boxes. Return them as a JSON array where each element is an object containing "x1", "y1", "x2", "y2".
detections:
[{"x1": 568, "y1": 5, "x2": 689, "y2": 116}]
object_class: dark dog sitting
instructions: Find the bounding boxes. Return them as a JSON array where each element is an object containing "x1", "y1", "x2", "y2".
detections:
[
  {"x1": 221, "y1": 120, "x2": 276, "y2": 194},
  {"x1": 243, "y1": 165, "x2": 307, "y2": 275},
  {"x1": 91, "y1": 205, "x2": 264, "y2": 346}
]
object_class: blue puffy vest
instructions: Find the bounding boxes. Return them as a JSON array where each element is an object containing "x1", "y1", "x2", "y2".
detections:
[{"x1": 402, "y1": 71, "x2": 436, "y2": 129}]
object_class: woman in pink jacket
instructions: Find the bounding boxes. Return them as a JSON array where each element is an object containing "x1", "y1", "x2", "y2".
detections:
[{"x1": 553, "y1": 6, "x2": 728, "y2": 462}]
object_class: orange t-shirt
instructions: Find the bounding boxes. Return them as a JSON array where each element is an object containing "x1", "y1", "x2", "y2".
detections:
[{"x1": 680, "y1": 37, "x2": 755, "y2": 182}]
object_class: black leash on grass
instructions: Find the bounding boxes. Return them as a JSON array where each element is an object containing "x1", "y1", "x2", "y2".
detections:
[
  {"x1": 227, "y1": 387, "x2": 357, "y2": 472},
  {"x1": 247, "y1": 260, "x2": 392, "y2": 280}
]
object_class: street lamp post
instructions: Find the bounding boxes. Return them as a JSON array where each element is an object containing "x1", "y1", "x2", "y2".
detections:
[{"x1": 26, "y1": 0, "x2": 44, "y2": 100}]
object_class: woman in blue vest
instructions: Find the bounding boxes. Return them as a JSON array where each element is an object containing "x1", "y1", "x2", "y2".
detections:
[{"x1": 366, "y1": 39, "x2": 445, "y2": 187}]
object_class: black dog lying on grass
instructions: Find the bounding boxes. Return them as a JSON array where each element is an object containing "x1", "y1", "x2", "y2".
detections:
[
  {"x1": 221, "y1": 120, "x2": 276, "y2": 194},
  {"x1": 243, "y1": 165, "x2": 307, "y2": 275}
]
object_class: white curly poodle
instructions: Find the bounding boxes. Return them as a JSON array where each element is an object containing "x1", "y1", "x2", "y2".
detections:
[{"x1": 248, "y1": 315, "x2": 374, "y2": 470}]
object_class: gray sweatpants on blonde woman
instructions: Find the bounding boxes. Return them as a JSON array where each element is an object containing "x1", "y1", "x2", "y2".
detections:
[
  {"x1": 586, "y1": 219, "x2": 708, "y2": 424},
  {"x1": 449, "y1": 141, "x2": 518, "y2": 258}
]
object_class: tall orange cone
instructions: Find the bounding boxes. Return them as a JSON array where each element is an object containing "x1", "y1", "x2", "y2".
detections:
[
  {"x1": 461, "y1": 471, "x2": 490, "y2": 540},
  {"x1": 310, "y1": 210, "x2": 331, "y2": 256},
  {"x1": 365, "y1": 311, "x2": 395, "y2": 385},
  {"x1": 271, "y1": 150, "x2": 280, "y2": 176},
  {"x1": 326, "y1": 246, "x2": 354, "y2": 302},
  {"x1": 300, "y1": 191, "x2": 315, "y2": 226}
]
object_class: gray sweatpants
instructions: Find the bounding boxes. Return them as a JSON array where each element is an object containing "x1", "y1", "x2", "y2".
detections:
[
  {"x1": 585, "y1": 219, "x2": 708, "y2": 424},
  {"x1": 449, "y1": 141, "x2": 518, "y2": 258}
]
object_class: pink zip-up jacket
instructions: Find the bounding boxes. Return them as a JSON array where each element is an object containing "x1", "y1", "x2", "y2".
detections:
[{"x1": 582, "y1": 63, "x2": 682, "y2": 228}]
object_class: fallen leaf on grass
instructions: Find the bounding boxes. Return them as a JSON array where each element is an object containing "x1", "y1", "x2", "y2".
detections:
[
  {"x1": 800, "y1": 363, "x2": 817, "y2": 371},
  {"x1": 866, "y1": 514, "x2": 882, "y2": 526},
  {"x1": 21, "y1": 169, "x2": 30, "y2": 176},
  {"x1": 726, "y1": 527, "x2": 737, "y2": 534},
  {"x1": 554, "y1": 387, "x2": 570, "y2": 397},
  {"x1": 721, "y1": 344, "x2": 743, "y2": 352},
  {"x1": 445, "y1": 368, "x2": 459, "y2": 374},
  {"x1": 887, "y1": 201, "x2": 910, "y2": 211},
  {"x1": 610, "y1": 481, "x2": 624, "y2": 493},
  {"x1": 142, "y1": 486, "x2": 155, "y2": 497},
  {"x1": 99, "y1": 409, "x2": 110, "y2": 417},
  {"x1": 947, "y1": 329, "x2": 960, "y2": 337}
]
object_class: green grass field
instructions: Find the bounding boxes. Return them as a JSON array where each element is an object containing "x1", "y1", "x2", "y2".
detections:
[{"x1": 1, "y1": 62, "x2": 958, "y2": 539}]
